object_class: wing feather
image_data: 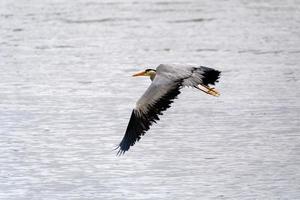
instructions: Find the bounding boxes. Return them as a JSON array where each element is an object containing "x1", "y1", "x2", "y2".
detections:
[
  {"x1": 181, "y1": 66, "x2": 221, "y2": 87},
  {"x1": 117, "y1": 76, "x2": 181, "y2": 155}
]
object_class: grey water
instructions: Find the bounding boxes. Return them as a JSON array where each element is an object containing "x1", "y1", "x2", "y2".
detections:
[{"x1": 0, "y1": 0, "x2": 300, "y2": 199}]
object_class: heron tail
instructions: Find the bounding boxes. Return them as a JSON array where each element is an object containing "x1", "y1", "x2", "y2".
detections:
[{"x1": 200, "y1": 66, "x2": 221, "y2": 85}]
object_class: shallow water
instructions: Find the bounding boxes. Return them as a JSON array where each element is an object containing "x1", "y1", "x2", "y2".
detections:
[{"x1": 0, "y1": 0, "x2": 300, "y2": 199}]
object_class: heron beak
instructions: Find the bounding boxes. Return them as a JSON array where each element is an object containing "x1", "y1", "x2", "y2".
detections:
[{"x1": 132, "y1": 71, "x2": 147, "y2": 77}]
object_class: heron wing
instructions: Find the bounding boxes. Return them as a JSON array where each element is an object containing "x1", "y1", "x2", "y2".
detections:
[
  {"x1": 117, "y1": 74, "x2": 182, "y2": 155},
  {"x1": 155, "y1": 64, "x2": 220, "y2": 87},
  {"x1": 156, "y1": 64, "x2": 221, "y2": 96}
]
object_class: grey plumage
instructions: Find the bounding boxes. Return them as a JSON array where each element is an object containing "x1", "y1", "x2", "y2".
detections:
[{"x1": 117, "y1": 64, "x2": 221, "y2": 155}]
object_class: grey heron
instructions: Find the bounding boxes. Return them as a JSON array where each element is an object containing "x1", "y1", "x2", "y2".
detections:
[{"x1": 117, "y1": 64, "x2": 221, "y2": 155}]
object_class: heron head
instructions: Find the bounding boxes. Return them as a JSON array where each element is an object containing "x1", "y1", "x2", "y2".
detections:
[{"x1": 133, "y1": 69, "x2": 156, "y2": 81}]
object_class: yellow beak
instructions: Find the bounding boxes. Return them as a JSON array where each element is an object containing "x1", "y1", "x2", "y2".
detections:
[{"x1": 132, "y1": 71, "x2": 147, "y2": 77}]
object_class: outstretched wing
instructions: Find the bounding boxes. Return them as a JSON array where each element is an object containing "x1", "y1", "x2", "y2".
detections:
[
  {"x1": 157, "y1": 64, "x2": 221, "y2": 96},
  {"x1": 117, "y1": 75, "x2": 182, "y2": 155}
]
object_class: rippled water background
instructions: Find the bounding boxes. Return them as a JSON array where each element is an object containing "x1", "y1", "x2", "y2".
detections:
[{"x1": 1, "y1": 0, "x2": 300, "y2": 199}]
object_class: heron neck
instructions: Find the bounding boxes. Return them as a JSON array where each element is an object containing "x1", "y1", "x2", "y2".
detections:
[{"x1": 149, "y1": 72, "x2": 156, "y2": 81}]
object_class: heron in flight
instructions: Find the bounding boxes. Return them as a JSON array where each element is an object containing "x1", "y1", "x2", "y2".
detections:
[{"x1": 117, "y1": 64, "x2": 221, "y2": 155}]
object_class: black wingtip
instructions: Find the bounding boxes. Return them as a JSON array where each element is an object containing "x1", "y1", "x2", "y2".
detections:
[
  {"x1": 116, "y1": 83, "x2": 182, "y2": 155},
  {"x1": 114, "y1": 145, "x2": 125, "y2": 156},
  {"x1": 116, "y1": 148, "x2": 125, "y2": 156},
  {"x1": 116, "y1": 110, "x2": 144, "y2": 156}
]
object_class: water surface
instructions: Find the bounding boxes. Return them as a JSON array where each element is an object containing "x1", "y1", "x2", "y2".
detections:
[{"x1": 0, "y1": 0, "x2": 299, "y2": 199}]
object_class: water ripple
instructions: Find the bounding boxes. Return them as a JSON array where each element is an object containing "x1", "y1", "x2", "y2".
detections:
[
  {"x1": 168, "y1": 18, "x2": 214, "y2": 23},
  {"x1": 61, "y1": 18, "x2": 139, "y2": 24}
]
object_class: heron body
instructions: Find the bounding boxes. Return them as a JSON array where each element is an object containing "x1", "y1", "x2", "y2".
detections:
[{"x1": 117, "y1": 64, "x2": 221, "y2": 155}]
